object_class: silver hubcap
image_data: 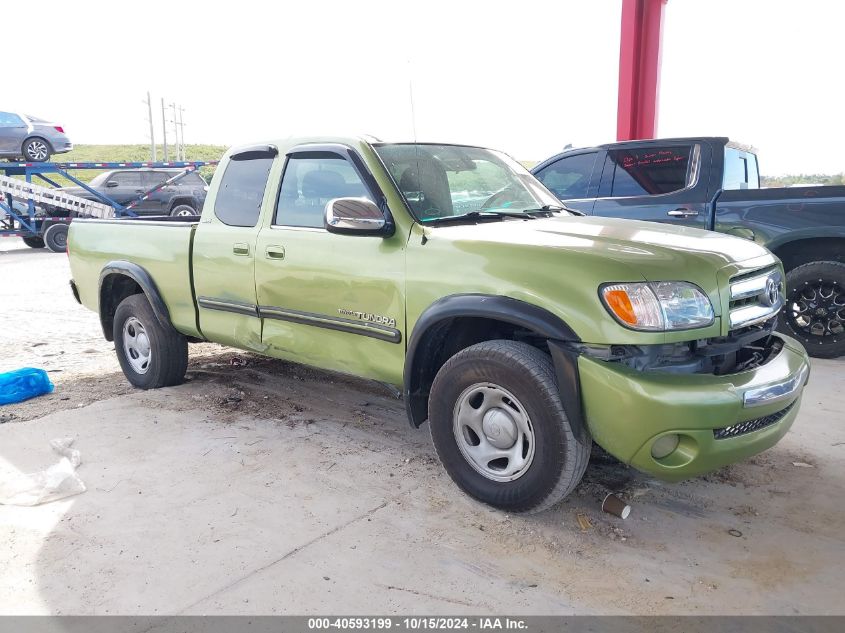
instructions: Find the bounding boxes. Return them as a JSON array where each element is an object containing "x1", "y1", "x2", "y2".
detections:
[
  {"x1": 27, "y1": 141, "x2": 48, "y2": 160},
  {"x1": 453, "y1": 383, "x2": 535, "y2": 482},
  {"x1": 122, "y1": 317, "x2": 151, "y2": 374},
  {"x1": 175, "y1": 208, "x2": 193, "y2": 216}
]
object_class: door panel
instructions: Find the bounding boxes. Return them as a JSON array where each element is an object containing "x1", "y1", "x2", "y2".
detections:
[
  {"x1": 589, "y1": 143, "x2": 710, "y2": 230},
  {"x1": 254, "y1": 226, "x2": 405, "y2": 385},
  {"x1": 138, "y1": 171, "x2": 169, "y2": 213},
  {"x1": 191, "y1": 150, "x2": 276, "y2": 349},
  {"x1": 104, "y1": 171, "x2": 144, "y2": 208},
  {"x1": 193, "y1": 222, "x2": 261, "y2": 350},
  {"x1": 253, "y1": 149, "x2": 405, "y2": 386}
]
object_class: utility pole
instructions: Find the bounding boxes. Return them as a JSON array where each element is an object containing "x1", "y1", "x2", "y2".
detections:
[
  {"x1": 171, "y1": 103, "x2": 179, "y2": 161},
  {"x1": 143, "y1": 91, "x2": 156, "y2": 161},
  {"x1": 161, "y1": 98, "x2": 168, "y2": 161},
  {"x1": 177, "y1": 106, "x2": 186, "y2": 161}
]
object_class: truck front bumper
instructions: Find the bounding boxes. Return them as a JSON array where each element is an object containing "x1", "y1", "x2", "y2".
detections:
[{"x1": 577, "y1": 334, "x2": 810, "y2": 481}]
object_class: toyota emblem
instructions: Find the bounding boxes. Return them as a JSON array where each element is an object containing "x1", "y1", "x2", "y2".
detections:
[{"x1": 764, "y1": 277, "x2": 780, "y2": 307}]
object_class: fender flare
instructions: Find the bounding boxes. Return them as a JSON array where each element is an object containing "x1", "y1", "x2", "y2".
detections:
[
  {"x1": 98, "y1": 261, "x2": 173, "y2": 340},
  {"x1": 403, "y1": 294, "x2": 587, "y2": 442}
]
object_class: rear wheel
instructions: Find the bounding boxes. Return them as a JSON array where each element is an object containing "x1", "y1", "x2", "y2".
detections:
[
  {"x1": 22, "y1": 236, "x2": 44, "y2": 248},
  {"x1": 428, "y1": 340, "x2": 591, "y2": 514},
  {"x1": 779, "y1": 261, "x2": 845, "y2": 359},
  {"x1": 43, "y1": 223, "x2": 68, "y2": 252},
  {"x1": 22, "y1": 137, "x2": 51, "y2": 162},
  {"x1": 170, "y1": 204, "x2": 196, "y2": 217},
  {"x1": 113, "y1": 294, "x2": 188, "y2": 389}
]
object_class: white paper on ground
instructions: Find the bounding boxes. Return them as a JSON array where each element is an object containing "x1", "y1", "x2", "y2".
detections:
[{"x1": 0, "y1": 437, "x2": 86, "y2": 506}]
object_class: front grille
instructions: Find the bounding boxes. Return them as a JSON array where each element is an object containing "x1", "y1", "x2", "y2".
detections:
[
  {"x1": 728, "y1": 267, "x2": 784, "y2": 331},
  {"x1": 713, "y1": 401, "x2": 795, "y2": 440}
]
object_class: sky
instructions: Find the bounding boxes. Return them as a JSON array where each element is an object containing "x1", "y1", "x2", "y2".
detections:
[{"x1": 4, "y1": 0, "x2": 844, "y2": 175}]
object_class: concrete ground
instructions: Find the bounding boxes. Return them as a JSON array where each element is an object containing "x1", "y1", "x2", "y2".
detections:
[{"x1": 1, "y1": 241, "x2": 844, "y2": 615}]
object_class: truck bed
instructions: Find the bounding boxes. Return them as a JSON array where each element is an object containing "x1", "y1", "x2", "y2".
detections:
[
  {"x1": 714, "y1": 185, "x2": 845, "y2": 250},
  {"x1": 68, "y1": 217, "x2": 202, "y2": 338}
]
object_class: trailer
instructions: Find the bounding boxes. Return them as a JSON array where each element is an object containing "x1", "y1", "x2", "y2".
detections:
[{"x1": 0, "y1": 160, "x2": 218, "y2": 252}]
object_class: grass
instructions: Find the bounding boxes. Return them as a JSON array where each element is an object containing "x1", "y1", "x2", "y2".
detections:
[{"x1": 7, "y1": 144, "x2": 227, "y2": 185}]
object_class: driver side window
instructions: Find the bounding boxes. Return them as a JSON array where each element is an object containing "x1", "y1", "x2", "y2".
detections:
[
  {"x1": 275, "y1": 153, "x2": 372, "y2": 228},
  {"x1": 535, "y1": 152, "x2": 598, "y2": 200}
]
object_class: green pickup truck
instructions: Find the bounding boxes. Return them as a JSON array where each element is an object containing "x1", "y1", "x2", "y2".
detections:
[{"x1": 68, "y1": 137, "x2": 811, "y2": 513}]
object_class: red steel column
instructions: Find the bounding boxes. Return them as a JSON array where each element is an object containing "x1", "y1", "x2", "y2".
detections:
[{"x1": 616, "y1": 0, "x2": 668, "y2": 141}]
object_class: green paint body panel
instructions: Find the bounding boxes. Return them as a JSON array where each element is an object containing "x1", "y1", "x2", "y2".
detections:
[{"x1": 67, "y1": 135, "x2": 811, "y2": 482}]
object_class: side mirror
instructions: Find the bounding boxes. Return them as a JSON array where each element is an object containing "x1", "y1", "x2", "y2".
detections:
[
  {"x1": 105, "y1": 180, "x2": 119, "y2": 188},
  {"x1": 325, "y1": 197, "x2": 391, "y2": 236}
]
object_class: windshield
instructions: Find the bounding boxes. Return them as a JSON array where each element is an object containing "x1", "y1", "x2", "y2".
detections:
[{"x1": 373, "y1": 143, "x2": 565, "y2": 222}]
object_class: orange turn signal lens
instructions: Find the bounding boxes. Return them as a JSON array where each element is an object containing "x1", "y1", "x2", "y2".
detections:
[
  {"x1": 600, "y1": 283, "x2": 665, "y2": 330},
  {"x1": 603, "y1": 289, "x2": 637, "y2": 325}
]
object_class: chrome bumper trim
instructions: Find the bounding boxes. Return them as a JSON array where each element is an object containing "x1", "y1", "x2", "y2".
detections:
[{"x1": 743, "y1": 363, "x2": 809, "y2": 408}]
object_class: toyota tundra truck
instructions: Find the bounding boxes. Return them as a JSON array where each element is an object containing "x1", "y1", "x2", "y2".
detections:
[{"x1": 66, "y1": 137, "x2": 810, "y2": 513}]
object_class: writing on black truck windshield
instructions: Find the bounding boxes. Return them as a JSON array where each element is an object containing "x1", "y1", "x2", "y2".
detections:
[{"x1": 374, "y1": 143, "x2": 565, "y2": 223}]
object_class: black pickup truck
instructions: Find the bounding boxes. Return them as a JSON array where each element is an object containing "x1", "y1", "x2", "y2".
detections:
[{"x1": 532, "y1": 137, "x2": 845, "y2": 358}]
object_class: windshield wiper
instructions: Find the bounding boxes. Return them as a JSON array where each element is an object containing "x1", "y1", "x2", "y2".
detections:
[
  {"x1": 520, "y1": 204, "x2": 585, "y2": 217},
  {"x1": 425, "y1": 210, "x2": 539, "y2": 226}
]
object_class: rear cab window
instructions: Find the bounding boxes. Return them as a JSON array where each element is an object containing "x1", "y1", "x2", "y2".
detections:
[
  {"x1": 143, "y1": 171, "x2": 172, "y2": 187},
  {"x1": 723, "y1": 146, "x2": 760, "y2": 190},
  {"x1": 599, "y1": 145, "x2": 697, "y2": 197},
  {"x1": 214, "y1": 155, "x2": 275, "y2": 227}
]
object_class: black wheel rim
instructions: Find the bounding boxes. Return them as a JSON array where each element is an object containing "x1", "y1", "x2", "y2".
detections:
[{"x1": 785, "y1": 278, "x2": 845, "y2": 343}]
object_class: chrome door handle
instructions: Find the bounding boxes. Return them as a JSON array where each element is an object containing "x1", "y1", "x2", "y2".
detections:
[
  {"x1": 667, "y1": 208, "x2": 699, "y2": 218},
  {"x1": 233, "y1": 243, "x2": 250, "y2": 256},
  {"x1": 265, "y1": 245, "x2": 285, "y2": 260}
]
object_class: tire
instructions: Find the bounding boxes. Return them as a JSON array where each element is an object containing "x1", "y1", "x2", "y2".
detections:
[
  {"x1": 113, "y1": 294, "x2": 188, "y2": 389},
  {"x1": 778, "y1": 260, "x2": 845, "y2": 359},
  {"x1": 428, "y1": 340, "x2": 591, "y2": 514},
  {"x1": 43, "y1": 223, "x2": 68, "y2": 253},
  {"x1": 22, "y1": 137, "x2": 51, "y2": 162},
  {"x1": 170, "y1": 204, "x2": 196, "y2": 217},
  {"x1": 22, "y1": 236, "x2": 44, "y2": 248}
]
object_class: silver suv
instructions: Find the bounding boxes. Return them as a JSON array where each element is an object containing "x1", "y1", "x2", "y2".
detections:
[{"x1": 0, "y1": 111, "x2": 73, "y2": 162}]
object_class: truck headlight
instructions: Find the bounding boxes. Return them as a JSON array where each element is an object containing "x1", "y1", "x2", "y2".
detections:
[{"x1": 600, "y1": 282, "x2": 714, "y2": 331}]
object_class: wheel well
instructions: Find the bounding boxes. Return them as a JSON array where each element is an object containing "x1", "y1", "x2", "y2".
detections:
[
  {"x1": 99, "y1": 273, "x2": 143, "y2": 341},
  {"x1": 773, "y1": 238, "x2": 845, "y2": 272},
  {"x1": 169, "y1": 197, "x2": 196, "y2": 211},
  {"x1": 405, "y1": 316, "x2": 549, "y2": 427}
]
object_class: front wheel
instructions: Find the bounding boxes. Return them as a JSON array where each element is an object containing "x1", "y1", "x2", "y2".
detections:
[
  {"x1": 428, "y1": 340, "x2": 591, "y2": 514},
  {"x1": 22, "y1": 236, "x2": 45, "y2": 248},
  {"x1": 113, "y1": 294, "x2": 188, "y2": 389},
  {"x1": 779, "y1": 260, "x2": 845, "y2": 359}
]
